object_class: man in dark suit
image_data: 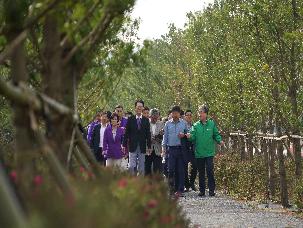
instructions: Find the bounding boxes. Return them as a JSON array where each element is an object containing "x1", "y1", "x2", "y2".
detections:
[
  {"x1": 123, "y1": 99, "x2": 151, "y2": 175},
  {"x1": 90, "y1": 112, "x2": 108, "y2": 166}
]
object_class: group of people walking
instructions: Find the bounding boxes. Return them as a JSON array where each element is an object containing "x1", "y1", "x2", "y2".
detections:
[{"x1": 86, "y1": 99, "x2": 224, "y2": 198}]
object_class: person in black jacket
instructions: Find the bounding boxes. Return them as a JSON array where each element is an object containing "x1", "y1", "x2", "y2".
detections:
[
  {"x1": 90, "y1": 112, "x2": 109, "y2": 166},
  {"x1": 123, "y1": 99, "x2": 151, "y2": 175},
  {"x1": 184, "y1": 110, "x2": 197, "y2": 191}
]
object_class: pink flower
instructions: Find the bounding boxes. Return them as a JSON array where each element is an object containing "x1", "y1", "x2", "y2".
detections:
[
  {"x1": 10, "y1": 170, "x2": 17, "y2": 183},
  {"x1": 80, "y1": 166, "x2": 85, "y2": 173},
  {"x1": 118, "y1": 178, "x2": 128, "y2": 189},
  {"x1": 147, "y1": 199, "x2": 158, "y2": 209},
  {"x1": 33, "y1": 175, "x2": 43, "y2": 187}
]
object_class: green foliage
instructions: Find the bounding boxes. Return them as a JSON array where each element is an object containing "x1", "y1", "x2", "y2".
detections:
[
  {"x1": 215, "y1": 153, "x2": 267, "y2": 201},
  {"x1": 215, "y1": 153, "x2": 303, "y2": 209},
  {"x1": 294, "y1": 178, "x2": 303, "y2": 209},
  {"x1": 0, "y1": 69, "x2": 13, "y2": 146},
  {"x1": 105, "y1": 0, "x2": 303, "y2": 134}
]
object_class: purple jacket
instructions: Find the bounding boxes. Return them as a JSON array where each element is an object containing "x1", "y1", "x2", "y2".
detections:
[
  {"x1": 103, "y1": 125, "x2": 124, "y2": 159},
  {"x1": 87, "y1": 121, "x2": 99, "y2": 145}
]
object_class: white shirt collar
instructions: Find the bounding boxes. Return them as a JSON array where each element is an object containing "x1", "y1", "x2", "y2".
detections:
[
  {"x1": 101, "y1": 123, "x2": 108, "y2": 128},
  {"x1": 136, "y1": 115, "x2": 142, "y2": 119}
]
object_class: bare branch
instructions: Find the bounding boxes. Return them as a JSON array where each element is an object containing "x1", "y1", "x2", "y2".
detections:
[
  {"x1": 0, "y1": 30, "x2": 28, "y2": 65},
  {"x1": 0, "y1": 77, "x2": 73, "y2": 116},
  {"x1": 63, "y1": 12, "x2": 113, "y2": 65},
  {"x1": 75, "y1": 128, "x2": 101, "y2": 178},
  {"x1": 60, "y1": 0, "x2": 103, "y2": 47},
  {"x1": 34, "y1": 130, "x2": 75, "y2": 199}
]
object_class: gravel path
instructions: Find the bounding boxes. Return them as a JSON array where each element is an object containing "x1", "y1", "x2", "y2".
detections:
[{"x1": 179, "y1": 191, "x2": 303, "y2": 227}]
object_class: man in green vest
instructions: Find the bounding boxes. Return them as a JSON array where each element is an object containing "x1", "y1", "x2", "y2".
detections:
[{"x1": 186, "y1": 104, "x2": 224, "y2": 197}]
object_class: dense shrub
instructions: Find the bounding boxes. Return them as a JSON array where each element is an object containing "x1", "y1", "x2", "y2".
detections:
[
  {"x1": 7, "y1": 166, "x2": 189, "y2": 228},
  {"x1": 215, "y1": 153, "x2": 303, "y2": 209}
]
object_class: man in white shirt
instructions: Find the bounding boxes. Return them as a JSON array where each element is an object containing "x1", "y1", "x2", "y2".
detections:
[{"x1": 91, "y1": 112, "x2": 108, "y2": 166}]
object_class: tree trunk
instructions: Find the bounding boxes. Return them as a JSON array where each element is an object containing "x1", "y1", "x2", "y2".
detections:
[
  {"x1": 268, "y1": 139, "x2": 277, "y2": 199},
  {"x1": 247, "y1": 134, "x2": 254, "y2": 160},
  {"x1": 231, "y1": 135, "x2": 238, "y2": 154},
  {"x1": 42, "y1": 14, "x2": 76, "y2": 163},
  {"x1": 289, "y1": 0, "x2": 301, "y2": 179},
  {"x1": 240, "y1": 136, "x2": 246, "y2": 161},
  {"x1": 293, "y1": 137, "x2": 302, "y2": 178},
  {"x1": 262, "y1": 138, "x2": 270, "y2": 199},
  {"x1": 6, "y1": 10, "x2": 38, "y2": 190},
  {"x1": 277, "y1": 127, "x2": 289, "y2": 207}
]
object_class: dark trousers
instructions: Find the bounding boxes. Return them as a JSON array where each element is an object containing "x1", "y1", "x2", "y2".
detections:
[
  {"x1": 95, "y1": 147, "x2": 106, "y2": 166},
  {"x1": 168, "y1": 146, "x2": 185, "y2": 192},
  {"x1": 145, "y1": 150, "x2": 162, "y2": 176},
  {"x1": 163, "y1": 152, "x2": 169, "y2": 178},
  {"x1": 197, "y1": 156, "x2": 215, "y2": 194},
  {"x1": 175, "y1": 158, "x2": 197, "y2": 190}
]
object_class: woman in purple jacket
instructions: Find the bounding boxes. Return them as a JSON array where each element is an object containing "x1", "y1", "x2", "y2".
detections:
[{"x1": 103, "y1": 113, "x2": 125, "y2": 168}]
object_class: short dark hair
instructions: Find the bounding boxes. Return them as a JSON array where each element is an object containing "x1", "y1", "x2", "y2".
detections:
[
  {"x1": 94, "y1": 112, "x2": 101, "y2": 118},
  {"x1": 185, "y1": 109, "x2": 192, "y2": 115},
  {"x1": 135, "y1": 99, "x2": 144, "y2": 107},
  {"x1": 100, "y1": 111, "x2": 107, "y2": 116},
  {"x1": 171, "y1": 105, "x2": 181, "y2": 113},
  {"x1": 115, "y1": 105, "x2": 123, "y2": 110},
  {"x1": 110, "y1": 113, "x2": 120, "y2": 122},
  {"x1": 126, "y1": 111, "x2": 133, "y2": 116},
  {"x1": 143, "y1": 106, "x2": 150, "y2": 111},
  {"x1": 180, "y1": 110, "x2": 185, "y2": 116},
  {"x1": 106, "y1": 111, "x2": 112, "y2": 119}
]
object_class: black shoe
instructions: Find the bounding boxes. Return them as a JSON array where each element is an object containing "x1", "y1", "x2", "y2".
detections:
[
  {"x1": 198, "y1": 192, "x2": 205, "y2": 197},
  {"x1": 209, "y1": 192, "x2": 216, "y2": 197}
]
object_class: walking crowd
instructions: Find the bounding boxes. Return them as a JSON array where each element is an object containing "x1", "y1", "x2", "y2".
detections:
[{"x1": 86, "y1": 99, "x2": 224, "y2": 198}]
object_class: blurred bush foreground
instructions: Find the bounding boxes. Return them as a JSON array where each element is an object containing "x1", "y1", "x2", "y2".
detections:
[{"x1": 1, "y1": 152, "x2": 189, "y2": 228}]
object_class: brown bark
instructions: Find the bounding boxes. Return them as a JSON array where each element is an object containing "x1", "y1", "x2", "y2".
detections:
[
  {"x1": 287, "y1": 0, "x2": 301, "y2": 178},
  {"x1": 276, "y1": 128, "x2": 289, "y2": 207},
  {"x1": 240, "y1": 136, "x2": 246, "y2": 161},
  {"x1": 268, "y1": 139, "x2": 277, "y2": 199},
  {"x1": 293, "y1": 137, "x2": 302, "y2": 178},
  {"x1": 7, "y1": 26, "x2": 38, "y2": 190},
  {"x1": 262, "y1": 138, "x2": 270, "y2": 200},
  {"x1": 42, "y1": 14, "x2": 75, "y2": 163}
]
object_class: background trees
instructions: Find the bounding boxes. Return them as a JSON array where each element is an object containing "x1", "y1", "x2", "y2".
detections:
[{"x1": 103, "y1": 0, "x2": 303, "y2": 207}]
